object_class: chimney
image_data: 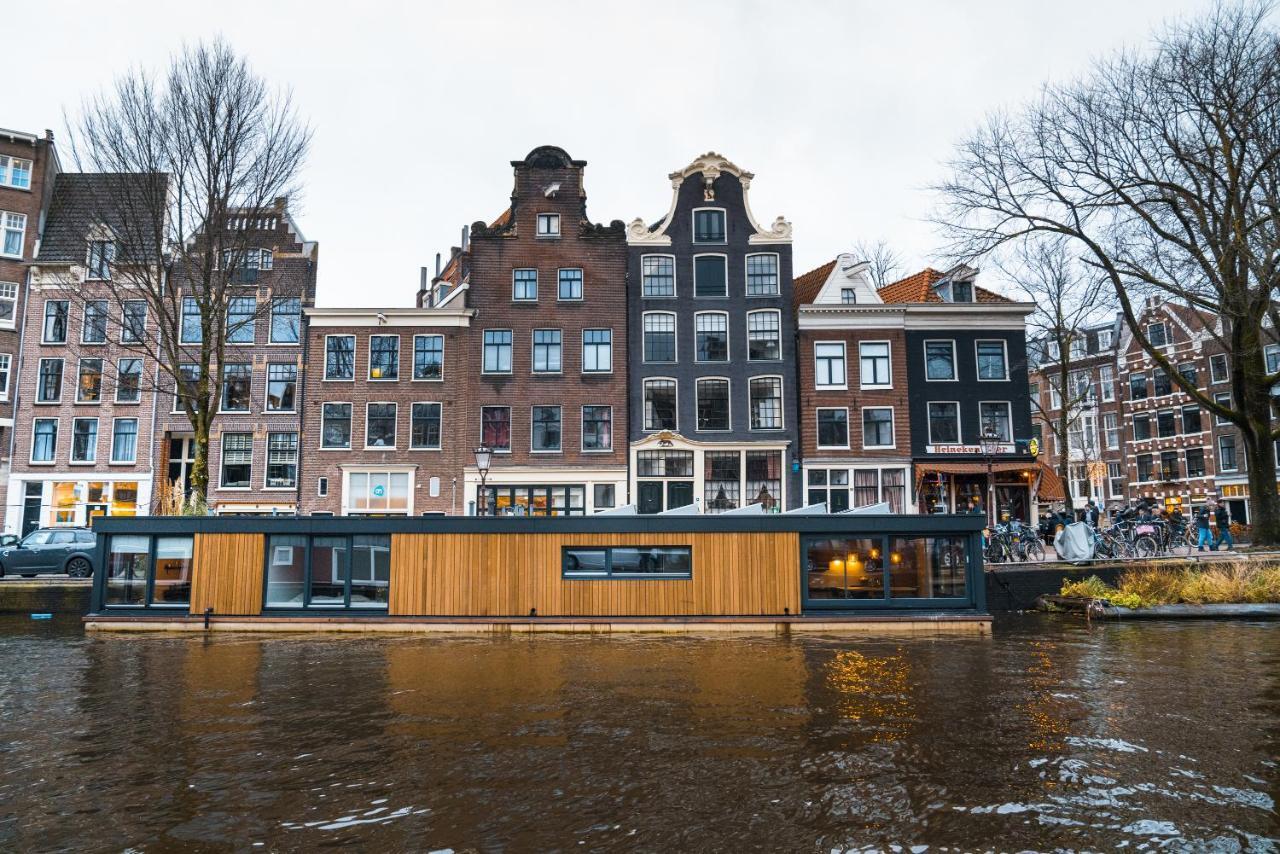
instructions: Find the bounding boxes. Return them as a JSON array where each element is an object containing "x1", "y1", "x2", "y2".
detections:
[
  {"x1": 435, "y1": 252, "x2": 442, "y2": 277},
  {"x1": 419, "y1": 267, "x2": 430, "y2": 307},
  {"x1": 461, "y1": 225, "x2": 469, "y2": 252}
]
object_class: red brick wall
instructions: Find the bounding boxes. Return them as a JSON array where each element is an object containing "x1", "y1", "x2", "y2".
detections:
[{"x1": 797, "y1": 327, "x2": 910, "y2": 458}]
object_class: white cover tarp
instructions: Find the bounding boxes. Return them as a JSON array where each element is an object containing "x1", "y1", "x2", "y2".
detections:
[{"x1": 1054, "y1": 521, "x2": 1096, "y2": 561}]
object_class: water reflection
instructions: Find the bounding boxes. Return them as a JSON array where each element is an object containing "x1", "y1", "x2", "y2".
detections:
[{"x1": 0, "y1": 616, "x2": 1274, "y2": 851}]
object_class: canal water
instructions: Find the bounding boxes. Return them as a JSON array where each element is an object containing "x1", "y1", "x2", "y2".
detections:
[{"x1": 0, "y1": 616, "x2": 1275, "y2": 851}]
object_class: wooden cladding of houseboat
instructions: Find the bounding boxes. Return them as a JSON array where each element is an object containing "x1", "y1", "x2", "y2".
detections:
[
  {"x1": 189, "y1": 532, "x2": 265, "y2": 616},
  {"x1": 388, "y1": 532, "x2": 800, "y2": 617}
]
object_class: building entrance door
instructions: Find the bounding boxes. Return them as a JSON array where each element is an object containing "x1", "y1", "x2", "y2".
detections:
[
  {"x1": 22, "y1": 483, "x2": 42, "y2": 536},
  {"x1": 637, "y1": 480, "x2": 695, "y2": 514},
  {"x1": 667, "y1": 481, "x2": 694, "y2": 510}
]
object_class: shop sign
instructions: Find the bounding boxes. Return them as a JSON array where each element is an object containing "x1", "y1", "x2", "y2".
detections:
[{"x1": 925, "y1": 443, "x2": 1016, "y2": 455}]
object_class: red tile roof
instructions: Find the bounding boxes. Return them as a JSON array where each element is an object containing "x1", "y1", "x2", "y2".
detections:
[
  {"x1": 793, "y1": 259, "x2": 836, "y2": 307},
  {"x1": 489, "y1": 208, "x2": 511, "y2": 228},
  {"x1": 877, "y1": 268, "x2": 1015, "y2": 304}
]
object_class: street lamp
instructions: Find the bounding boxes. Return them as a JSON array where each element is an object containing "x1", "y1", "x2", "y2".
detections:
[
  {"x1": 474, "y1": 445, "x2": 492, "y2": 517},
  {"x1": 979, "y1": 421, "x2": 1003, "y2": 526}
]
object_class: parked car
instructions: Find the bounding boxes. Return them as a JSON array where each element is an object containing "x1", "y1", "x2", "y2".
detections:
[{"x1": 0, "y1": 527, "x2": 97, "y2": 578}]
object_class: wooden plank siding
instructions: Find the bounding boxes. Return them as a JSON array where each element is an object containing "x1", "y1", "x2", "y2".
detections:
[
  {"x1": 188, "y1": 533, "x2": 265, "y2": 616},
  {"x1": 388, "y1": 532, "x2": 801, "y2": 617}
]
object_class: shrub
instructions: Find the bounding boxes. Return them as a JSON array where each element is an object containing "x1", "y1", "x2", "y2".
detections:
[
  {"x1": 1058, "y1": 562, "x2": 1280, "y2": 607},
  {"x1": 1116, "y1": 566, "x2": 1184, "y2": 605}
]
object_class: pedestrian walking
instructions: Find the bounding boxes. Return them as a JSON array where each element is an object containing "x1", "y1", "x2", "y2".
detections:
[
  {"x1": 1214, "y1": 502, "x2": 1235, "y2": 551},
  {"x1": 1085, "y1": 499, "x2": 1100, "y2": 528},
  {"x1": 1195, "y1": 504, "x2": 1213, "y2": 552}
]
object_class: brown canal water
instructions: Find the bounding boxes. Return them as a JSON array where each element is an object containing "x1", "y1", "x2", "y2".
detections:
[{"x1": 0, "y1": 615, "x2": 1276, "y2": 852}]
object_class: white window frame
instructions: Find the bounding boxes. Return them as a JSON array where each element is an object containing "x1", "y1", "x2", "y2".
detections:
[
  {"x1": 693, "y1": 311, "x2": 731, "y2": 363},
  {"x1": 640, "y1": 254, "x2": 677, "y2": 298},
  {"x1": 581, "y1": 328, "x2": 613, "y2": 374},
  {"x1": 317, "y1": 476, "x2": 329, "y2": 497},
  {"x1": 1214, "y1": 392, "x2": 1232, "y2": 425},
  {"x1": 557, "y1": 267, "x2": 583, "y2": 302},
  {"x1": 364, "y1": 401, "x2": 398, "y2": 450},
  {"x1": 691, "y1": 207, "x2": 727, "y2": 243},
  {"x1": 79, "y1": 299, "x2": 108, "y2": 344},
  {"x1": 1, "y1": 211, "x2": 27, "y2": 259},
  {"x1": 482, "y1": 329, "x2": 514, "y2": 374},
  {"x1": 115, "y1": 357, "x2": 143, "y2": 404},
  {"x1": 861, "y1": 406, "x2": 896, "y2": 450},
  {"x1": 367, "y1": 333, "x2": 400, "y2": 381},
  {"x1": 218, "y1": 363, "x2": 252, "y2": 413},
  {"x1": 0, "y1": 352, "x2": 10, "y2": 400},
  {"x1": 217, "y1": 432, "x2": 255, "y2": 490},
  {"x1": 1097, "y1": 329, "x2": 1113, "y2": 349},
  {"x1": 978, "y1": 401, "x2": 1013, "y2": 443},
  {"x1": 320, "y1": 401, "x2": 354, "y2": 450},
  {"x1": 70, "y1": 417, "x2": 99, "y2": 464},
  {"x1": 641, "y1": 311, "x2": 678, "y2": 364},
  {"x1": 31, "y1": 418, "x2": 59, "y2": 464},
  {"x1": 179, "y1": 296, "x2": 202, "y2": 345},
  {"x1": 480, "y1": 404, "x2": 513, "y2": 453},
  {"x1": 265, "y1": 362, "x2": 298, "y2": 413},
  {"x1": 409, "y1": 401, "x2": 444, "y2": 451},
  {"x1": 512, "y1": 268, "x2": 538, "y2": 301},
  {"x1": 36, "y1": 357, "x2": 63, "y2": 403},
  {"x1": 1217, "y1": 434, "x2": 1238, "y2": 472},
  {"x1": 923, "y1": 339, "x2": 957, "y2": 382},
  {"x1": 1099, "y1": 364, "x2": 1115, "y2": 402},
  {"x1": 1209, "y1": 354, "x2": 1229, "y2": 384},
  {"x1": 110, "y1": 417, "x2": 140, "y2": 464},
  {"x1": 928, "y1": 401, "x2": 962, "y2": 446},
  {"x1": 580, "y1": 404, "x2": 613, "y2": 452},
  {"x1": 530, "y1": 404, "x2": 563, "y2": 453},
  {"x1": 1147, "y1": 321, "x2": 1169, "y2": 347},
  {"x1": 536, "y1": 212, "x2": 560, "y2": 237},
  {"x1": 815, "y1": 406, "x2": 850, "y2": 450},
  {"x1": 41, "y1": 299, "x2": 69, "y2": 344},
  {"x1": 746, "y1": 309, "x2": 782, "y2": 362},
  {"x1": 694, "y1": 376, "x2": 732, "y2": 433},
  {"x1": 531, "y1": 328, "x2": 563, "y2": 375},
  {"x1": 263, "y1": 431, "x2": 300, "y2": 490},
  {"x1": 324, "y1": 334, "x2": 357, "y2": 381},
  {"x1": 813, "y1": 341, "x2": 847, "y2": 389},
  {"x1": 744, "y1": 252, "x2": 780, "y2": 297},
  {"x1": 411, "y1": 333, "x2": 445, "y2": 382},
  {"x1": 974, "y1": 339, "x2": 1010, "y2": 382},
  {"x1": 748, "y1": 374, "x2": 785, "y2": 431},
  {"x1": 858, "y1": 340, "x2": 892, "y2": 389},
  {"x1": 0, "y1": 281, "x2": 16, "y2": 330},
  {"x1": 642, "y1": 377, "x2": 678, "y2": 432},
  {"x1": 0, "y1": 155, "x2": 33, "y2": 190},
  {"x1": 76, "y1": 357, "x2": 105, "y2": 403},
  {"x1": 692, "y1": 252, "x2": 728, "y2": 299}
]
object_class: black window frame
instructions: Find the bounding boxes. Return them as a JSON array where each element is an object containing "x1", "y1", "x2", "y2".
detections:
[
  {"x1": 483, "y1": 329, "x2": 513, "y2": 374},
  {"x1": 263, "y1": 533, "x2": 392, "y2": 611},
  {"x1": 102, "y1": 533, "x2": 195, "y2": 610},
  {"x1": 696, "y1": 377, "x2": 731, "y2": 432},
  {"x1": 582, "y1": 405, "x2": 612, "y2": 451},
  {"x1": 693, "y1": 209, "x2": 726, "y2": 243},
  {"x1": 562, "y1": 545, "x2": 693, "y2": 579},
  {"x1": 532, "y1": 329, "x2": 562, "y2": 374}
]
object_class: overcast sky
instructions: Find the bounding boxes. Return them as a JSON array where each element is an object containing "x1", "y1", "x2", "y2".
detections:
[{"x1": 8, "y1": 0, "x2": 1210, "y2": 306}]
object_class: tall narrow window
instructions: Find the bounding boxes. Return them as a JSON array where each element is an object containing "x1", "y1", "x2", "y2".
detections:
[
  {"x1": 531, "y1": 406, "x2": 562, "y2": 451},
  {"x1": 979, "y1": 401, "x2": 1012, "y2": 441},
  {"x1": 643, "y1": 379, "x2": 677, "y2": 431},
  {"x1": 1210, "y1": 354, "x2": 1229, "y2": 383},
  {"x1": 0, "y1": 353, "x2": 10, "y2": 400},
  {"x1": 532, "y1": 329, "x2": 562, "y2": 373},
  {"x1": 694, "y1": 255, "x2": 727, "y2": 297},
  {"x1": 704, "y1": 451, "x2": 741, "y2": 512},
  {"x1": 642, "y1": 255, "x2": 675, "y2": 297},
  {"x1": 32, "y1": 419, "x2": 58, "y2": 462},
  {"x1": 693, "y1": 209, "x2": 726, "y2": 242},
  {"x1": 582, "y1": 406, "x2": 612, "y2": 451},
  {"x1": 266, "y1": 433, "x2": 299, "y2": 488},
  {"x1": 122, "y1": 300, "x2": 147, "y2": 343},
  {"x1": 582, "y1": 329, "x2": 612, "y2": 373},
  {"x1": 749, "y1": 376, "x2": 783, "y2": 430},
  {"x1": 270, "y1": 297, "x2": 301, "y2": 343},
  {"x1": 483, "y1": 330, "x2": 513, "y2": 373},
  {"x1": 77, "y1": 358, "x2": 103, "y2": 403},
  {"x1": 325, "y1": 335, "x2": 355, "y2": 380},
  {"x1": 925, "y1": 340, "x2": 956, "y2": 381},
  {"x1": 226, "y1": 296, "x2": 256, "y2": 343},
  {"x1": 321, "y1": 403, "x2": 352, "y2": 449},
  {"x1": 72, "y1": 418, "x2": 98, "y2": 463},
  {"x1": 481, "y1": 406, "x2": 512, "y2": 451},
  {"x1": 928, "y1": 402, "x2": 960, "y2": 444},
  {"x1": 87, "y1": 241, "x2": 115, "y2": 280},
  {"x1": 0, "y1": 282, "x2": 16, "y2": 328},
  {"x1": 863, "y1": 408, "x2": 895, "y2": 448},
  {"x1": 116, "y1": 358, "x2": 142, "y2": 403},
  {"x1": 411, "y1": 403, "x2": 442, "y2": 449},
  {"x1": 369, "y1": 335, "x2": 399, "y2": 380},
  {"x1": 221, "y1": 363, "x2": 252, "y2": 411},
  {"x1": 1147, "y1": 322, "x2": 1169, "y2": 347},
  {"x1": 180, "y1": 297, "x2": 202, "y2": 343},
  {"x1": 37, "y1": 358, "x2": 62, "y2": 402},
  {"x1": 513, "y1": 268, "x2": 538, "y2": 301},
  {"x1": 366, "y1": 403, "x2": 397, "y2": 448},
  {"x1": 1, "y1": 212, "x2": 25, "y2": 257},
  {"x1": 413, "y1": 335, "x2": 444, "y2": 380},
  {"x1": 747, "y1": 310, "x2": 781, "y2": 361},
  {"x1": 43, "y1": 300, "x2": 68, "y2": 343},
  {"x1": 82, "y1": 300, "x2": 108, "y2": 343},
  {"x1": 696, "y1": 378, "x2": 730, "y2": 431},
  {"x1": 174, "y1": 364, "x2": 200, "y2": 413},
  {"x1": 221, "y1": 433, "x2": 253, "y2": 487},
  {"x1": 695, "y1": 313, "x2": 729, "y2": 362},
  {"x1": 111, "y1": 418, "x2": 139, "y2": 463},
  {"x1": 814, "y1": 342, "x2": 846, "y2": 388},
  {"x1": 859, "y1": 342, "x2": 891, "y2": 387},
  {"x1": 745, "y1": 254, "x2": 779, "y2": 296},
  {"x1": 558, "y1": 268, "x2": 583, "y2": 300},
  {"x1": 266, "y1": 363, "x2": 297, "y2": 411},
  {"x1": 643, "y1": 313, "x2": 676, "y2": 362},
  {"x1": 975, "y1": 341, "x2": 1008, "y2": 381}
]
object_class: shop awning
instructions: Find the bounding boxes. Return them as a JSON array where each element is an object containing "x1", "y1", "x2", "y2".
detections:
[
  {"x1": 1035, "y1": 462, "x2": 1066, "y2": 502},
  {"x1": 915, "y1": 461, "x2": 1035, "y2": 475}
]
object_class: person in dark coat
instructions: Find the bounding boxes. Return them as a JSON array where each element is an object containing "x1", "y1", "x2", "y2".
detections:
[
  {"x1": 1085, "y1": 500, "x2": 1100, "y2": 528},
  {"x1": 1195, "y1": 504, "x2": 1214, "y2": 552},
  {"x1": 1214, "y1": 502, "x2": 1235, "y2": 550}
]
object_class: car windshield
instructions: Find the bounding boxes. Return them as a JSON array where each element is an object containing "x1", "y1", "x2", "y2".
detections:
[{"x1": 22, "y1": 531, "x2": 52, "y2": 546}]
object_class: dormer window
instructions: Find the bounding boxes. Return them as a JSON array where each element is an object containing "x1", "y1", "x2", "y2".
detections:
[
  {"x1": 1147, "y1": 322, "x2": 1168, "y2": 347},
  {"x1": 841, "y1": 288, "x2": 856, "y2": 304},
  {"x1": 536, "y1": 213, "x2": 560, "y2": 237},
  {"x1": 950, "y1": 279, "x2": 974, "y2": 302},
  {"x1": 1097, "y1": 329, "x2": 1113, "y2": 349},
  {"x1": 693, "y1": 209, "x2": 726, "y2": 243},
  {"x1": 87, "y1": 240, "x2": 115, "y2": 280}
]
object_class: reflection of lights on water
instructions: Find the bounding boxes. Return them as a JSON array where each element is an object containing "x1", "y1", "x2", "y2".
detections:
[
  {"x1": 1019, "y1": 643, "x2": 1073, "y2": 752},
  {"x1": 824, "y1": 649, "x2": 913, "y2": 743}
]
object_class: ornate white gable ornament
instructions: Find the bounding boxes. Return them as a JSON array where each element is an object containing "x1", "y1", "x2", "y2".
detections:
[{"x1": 627, "y1": 151, "x2": 792, "y2": 246}]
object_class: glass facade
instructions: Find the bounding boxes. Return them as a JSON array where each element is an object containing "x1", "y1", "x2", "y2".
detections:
[{"x1": 266, "y1": 534, "x2": 391, "y2": 609}]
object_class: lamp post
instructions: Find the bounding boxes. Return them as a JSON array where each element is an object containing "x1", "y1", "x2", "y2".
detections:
[
  {"x1": 474, "y1": 445, "x2": 492, "y2": 517},
  {"x1": 979, "y1": 422, "x2": 1003, "y2": 526}
]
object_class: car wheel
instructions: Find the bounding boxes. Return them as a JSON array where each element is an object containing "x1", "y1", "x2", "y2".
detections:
[{"x1": 66, "y1": 557, "x2": 92, "y2": 578}]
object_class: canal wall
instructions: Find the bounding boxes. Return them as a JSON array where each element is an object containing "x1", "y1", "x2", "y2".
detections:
[
  {"x1": 985, "y1": 565, "x2": 1124, "y2": 612},
  {"x1": 0, "y1": 580, "x2": 93, "y2": 614}
]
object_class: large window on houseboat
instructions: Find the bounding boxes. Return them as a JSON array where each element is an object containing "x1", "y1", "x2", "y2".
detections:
[
  {"x1": 562, "y1": 546, "x2": 692, "y2": 579},
  {"x1": 804, "y1": 535, "x2": 970, "y2": 602},
  {"x1": 104, "y1": 534, "x2": 193, "y2": 607},
  {"x1": 265, "y1": 534, "x2": 391, "y2": 609}
]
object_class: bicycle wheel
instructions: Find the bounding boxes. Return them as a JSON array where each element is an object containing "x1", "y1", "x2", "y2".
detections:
[
  {"x1": 1132, "y1": 535, "x2": 1157, "y2": 559},
  {"x1": 1025, "y1": 538, "x2": 1045, "y2": 561}
]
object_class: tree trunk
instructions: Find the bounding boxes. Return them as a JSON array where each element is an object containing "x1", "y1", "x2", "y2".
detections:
[
  {"x1": 1232, "y1": 321, "x2": 1280, "y2": 546},
  {"x1": 1057, "y1": 405, "x2": 1075, "y2": 510},
  {"x1": 189, "y1": 415, "x2": 211, "y2": 501}
]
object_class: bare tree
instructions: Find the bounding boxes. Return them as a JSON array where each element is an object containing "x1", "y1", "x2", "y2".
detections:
[
  {"x1": 1005, "y1": 239, "x2": 1112, "y2": 510},
  {"x1": 852, "y1": 238, "x2": 905, "y2": 287},
  {"x1": 65, "y1": 39, "x2": 311, "y2": 498},
  {"x1": 934, "y1": 2, "x2": 1280, "y2": 543}
]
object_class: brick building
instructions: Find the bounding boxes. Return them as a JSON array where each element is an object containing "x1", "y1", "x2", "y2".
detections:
[
  {"x1": 626, "y1": 152, "x2": 798, "y2": 513},
  {"x1": 0, "y1": 128, "x2": 59, "y2": 522},
  {"x1": 461, "y1": 146, "x2": 629, "y2": 516}
]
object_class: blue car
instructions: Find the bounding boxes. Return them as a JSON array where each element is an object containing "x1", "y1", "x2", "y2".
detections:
[{"x1": 0, "y1": 528, "x2": 97, "y2": 578}]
